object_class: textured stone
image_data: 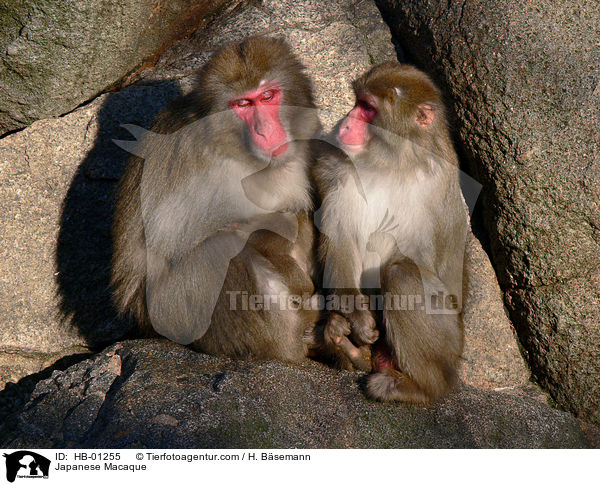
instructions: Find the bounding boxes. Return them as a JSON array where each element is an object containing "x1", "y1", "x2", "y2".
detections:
[
  {"x1": 0, "y1": 0, "x2": 238, "y2": 135},
  {"x1": 461, "y1": 231, "x2": 530, "y2": 391},
  {"x1": 0, "y1": 340, "x2": 594, "y2": 448},
  {"x1": 0, "y1": 83, "x2": 182, "y2": 387}
]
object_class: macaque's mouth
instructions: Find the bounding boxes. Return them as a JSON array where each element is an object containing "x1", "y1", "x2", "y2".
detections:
[
  {"x1": 337, "y1": 133, "x2": 369, "y2": 153},
  {"x1": 265, "y1": 141, "x2": 289, "y2": 157},
  {"x1": 340, "y1": 142, "x2": 366, "y2": 152}
]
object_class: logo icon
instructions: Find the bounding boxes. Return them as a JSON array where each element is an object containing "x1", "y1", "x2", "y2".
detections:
[{"x1": 3, "y1": 451, "x2": 50, "y2": 482}]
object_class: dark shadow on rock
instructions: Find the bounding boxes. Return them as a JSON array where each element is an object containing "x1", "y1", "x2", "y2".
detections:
[
  {"x1": 55, "y1": 80, "x2": 183, "y2": 348},
  {"x1": 0, "y1": 352, "x2": 94, "y2": 437}
]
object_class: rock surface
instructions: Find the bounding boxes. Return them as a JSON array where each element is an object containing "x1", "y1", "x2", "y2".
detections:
[
  {"x1": 461, "y1": 231, "x2": 530, "y2": 390},
  {"x1": 0, "y1": 340, "x2": 593, "y2": 448},
  {"x1": 0, "y1": 0, "x2": 238, "y2": 135},
  {"x1": 0, "y1": 84, "x2": 180, "y2": 385},
  {"x1": 376, "y1": 0, "x2": 600, "y2": 425}
]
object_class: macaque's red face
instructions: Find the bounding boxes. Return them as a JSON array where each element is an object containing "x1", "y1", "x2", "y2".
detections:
[
  {"x1": 230, "y1": 82, "x2": 289, "y2": 158},
  {"x1": 338, "y1": 97, "x2": 378, "y2": 151}
]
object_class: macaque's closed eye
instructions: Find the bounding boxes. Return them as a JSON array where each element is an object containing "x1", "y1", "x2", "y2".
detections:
[
  {"x1": 356, "y1": 99, "x2": 378, "y2": 123},
  {"x1": 260, "y1": 90, "x2": 274, "y2": 101},
  {"x1": 235, "y1": 99, "x2": 251, "y2": 108},
  {"x1": 230, "y1": 88, "x2": 281, "y2": 109}
]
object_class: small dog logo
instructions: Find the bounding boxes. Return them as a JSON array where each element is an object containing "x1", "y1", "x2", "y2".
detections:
[{"x1": 3, "y1": 451, "x2": 50, "y2": 482}]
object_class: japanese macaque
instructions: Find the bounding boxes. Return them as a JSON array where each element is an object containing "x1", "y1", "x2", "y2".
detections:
[
  {"x1": 313, "y1": 62, "x2": 467, "y2": 403},
  {"x1": 112, "y1": 37, "x2": 322, "y2": 362}
]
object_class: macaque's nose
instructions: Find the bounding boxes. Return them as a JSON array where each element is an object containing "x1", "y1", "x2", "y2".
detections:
[{"x1": 254, "y1": 112, "x2": 274, "y2": 138}]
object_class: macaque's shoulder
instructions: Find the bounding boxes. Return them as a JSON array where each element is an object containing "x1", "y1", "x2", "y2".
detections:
[{"x1": 312, "y1": 141, "x2": 356, "y2": 189}]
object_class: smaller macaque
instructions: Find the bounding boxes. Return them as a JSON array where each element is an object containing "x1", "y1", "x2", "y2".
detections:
[{"x1": 313, "y1": 62, "x2": 467, "y2": 403}]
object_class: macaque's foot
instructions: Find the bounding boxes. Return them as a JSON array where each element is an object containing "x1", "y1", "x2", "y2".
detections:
[
  {"x1": 325, "y1": 313, "x2": 372, "y2": 372},
  {"x1": 347, "y1": 309, "x2": 379, "y2": 346},
  {"x1": 366, "y1": 369, "x2": 430, "y2": 404},
  {"x1": 324, "y1": 312, "x2": 350, "y2": 345}
]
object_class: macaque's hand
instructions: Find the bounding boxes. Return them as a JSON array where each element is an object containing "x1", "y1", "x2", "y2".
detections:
[
  {"x1": 346, "y1": 307, "x2": 379, "y2": 346},
  {"x1": 219, "y1": 212, "x2": 298, "y2": 242},
  {"x1": 366, "y1": 210, "x2": 399, "y2": 252},
  {"x1": 325, "y1": 313, "x2": 372, "y2": 372}
]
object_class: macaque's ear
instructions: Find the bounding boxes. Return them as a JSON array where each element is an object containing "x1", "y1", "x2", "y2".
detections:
[
  {"x1": 415, "y1": 104, "x2": 436, "y2": 127},
  {"x1": 385, "y1": 86, "x2": 402, "y2": 102}
]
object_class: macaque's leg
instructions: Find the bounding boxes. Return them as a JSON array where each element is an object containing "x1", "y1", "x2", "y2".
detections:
[{"x1": 367, "y1": 259, "x2": 462, "y2": 403}]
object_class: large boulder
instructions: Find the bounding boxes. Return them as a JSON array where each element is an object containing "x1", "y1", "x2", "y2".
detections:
[
  {"x1": 0, "y1": 340, "x2": 594, "y2": 448},
  {"x1": 461, "y1": 231, "x2": 529, "y2": 390},
  {"x1": 376, "y1": 0, "x2": 600, "y2": 424},
  {"x1": 0, "y1": 0, "x2": 238, "y2": 135}
]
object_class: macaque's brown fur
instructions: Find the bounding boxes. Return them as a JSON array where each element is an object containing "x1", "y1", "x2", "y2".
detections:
[
  {"x1": 112, "y1": 37, "x2": 321, "y2": 361},
  {"x1": 313, "y1": 62, "x2": 467, "y2": 402}
]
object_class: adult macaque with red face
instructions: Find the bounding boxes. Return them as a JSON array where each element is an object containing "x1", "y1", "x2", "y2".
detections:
[
  {"x1": 314, "y1": 62, "x2": 467, "y2": 402},
  {"x1": 112, "y1": 37, "x2": 321, "y2": 361}
]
